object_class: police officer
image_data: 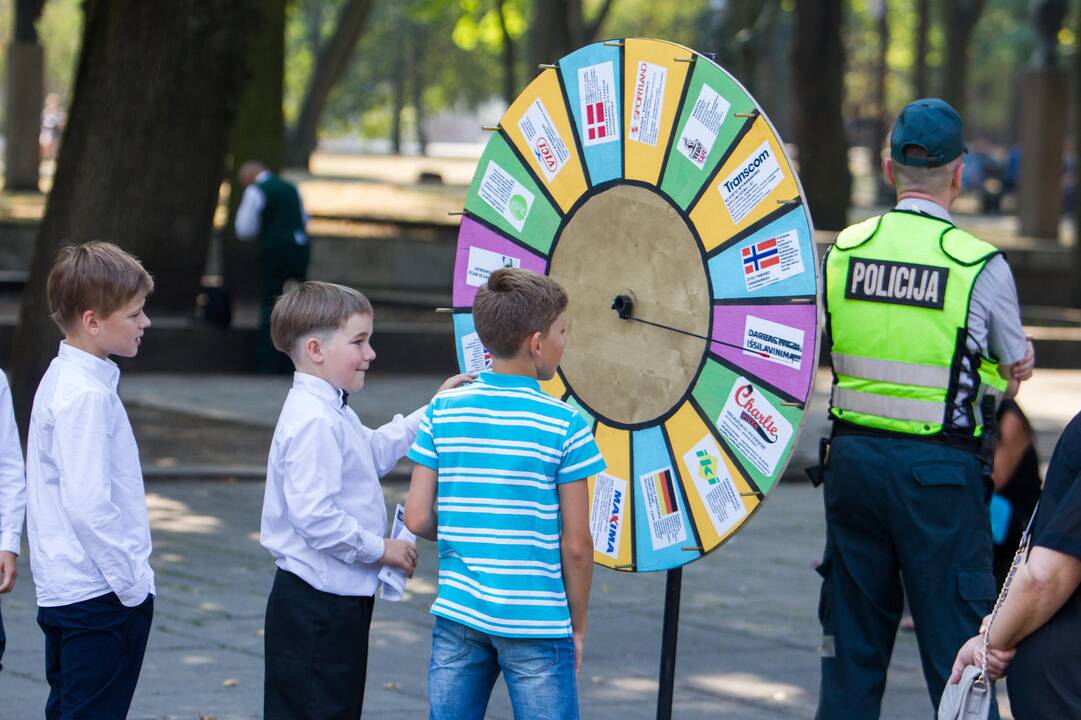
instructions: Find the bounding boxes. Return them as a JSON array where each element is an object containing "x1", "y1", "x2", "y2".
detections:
[
  {"x1": 235, "y1": 160, "x2": 311, "y2": 373},
  {"x1": 815, "y1": 98, "x2": 1034, "y2": 718}
]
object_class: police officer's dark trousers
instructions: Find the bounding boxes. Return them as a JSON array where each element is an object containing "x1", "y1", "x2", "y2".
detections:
[{"x1": 815, "y1": 434, "x2": 999, "y2": 719}]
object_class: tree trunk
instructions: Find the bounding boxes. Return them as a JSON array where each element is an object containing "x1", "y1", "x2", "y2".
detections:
[
  {"x1": 527, "y1": 0, "x2": 613, "y2": 73},
  {"x1": 5, "y1": 0, "x2": 45, "y2": 191},
  {"x1": 715, "y1": 0, "x2": 780, "y2": 98},
  {"x1": 391, "y1": 37, "x2": 404, "y2": 155},
  {"x1": 284, "y1": 0, "x2": 375, "y2": 170},
  {"x1": 914, "y1": 0, "x2": 931, "y2": 97},
  {"x1": 872, "y1": 0, "x2": 894, "y2": 205},
  {"x1": 411, "y1": 34, "x2": 428, "y2": 155},
  {"x1": 303, "y1": 0, "x2": 324, "y2": 57},
  {"x1": 9, "y1": 0, "x2": 258, "y2": 431},
  {"x1": 495, "y1": 0, "x2": 517, "y2": 106},
  {"x1": 940, "y1": 0, "x2": 985, "y2": 119},
  {"x1": 791, "y1": 0, "x2": 850, "y2": 231},
  {"x1": 583, "y1": 0, "x2": 615, "y2": 42},
  {"x1": 224, "y1": 0, "x2": 286, "y2": 310}
]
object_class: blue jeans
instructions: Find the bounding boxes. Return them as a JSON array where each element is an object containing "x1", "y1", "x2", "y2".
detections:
[{"x1": 428, "y1": 616, "x2": 578, "y2": 720}]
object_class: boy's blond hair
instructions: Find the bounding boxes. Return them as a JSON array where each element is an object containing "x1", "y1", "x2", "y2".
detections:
[
  {"x1": 473, "y1": 269, "x2": 567, "y2": 358},
  {"x1": 270, "y1": 281, "x2": 373, "y2": 357},
  {"x1": 47, "y1": 241, "x2": 154, "y2": 330}
]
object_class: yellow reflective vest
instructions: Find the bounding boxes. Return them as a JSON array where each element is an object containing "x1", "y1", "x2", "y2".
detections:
[{"x1": 824, "y1": 210, "x2": 1009, "y2": 438}]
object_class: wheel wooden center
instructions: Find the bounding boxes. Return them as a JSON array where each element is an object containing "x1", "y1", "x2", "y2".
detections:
[{"x1": 548, "y1": 184, "x2": 711, "y2": 426}]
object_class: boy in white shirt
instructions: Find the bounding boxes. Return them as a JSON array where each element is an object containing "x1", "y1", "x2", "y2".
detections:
[
  {"x1": 0, "y1": 370, "x2": 26, "y2": 674},
  {"x1": 260, "y1": 280, "x2": 469, "y2": 720},
  {"x1": 26, "y1": 242, "x2": 155, "y2": 719}
]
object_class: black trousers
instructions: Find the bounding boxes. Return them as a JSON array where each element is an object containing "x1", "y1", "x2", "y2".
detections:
[
  {"x1": 816, "y1": 435, "x2": 998, "y2": 719},
  {"x1": 0, "y1": 596, "x2": 6, "y2": 672},
  {"x1": 264, "y1": 569, "x2": 374, "y2": 720},
  {"x1": 37, "y1": 592, "x2": 154, "y2": 720}
]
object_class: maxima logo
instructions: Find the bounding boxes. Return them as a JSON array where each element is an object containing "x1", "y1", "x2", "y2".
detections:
[{"x1": 606, "y1": 488, "x2": 624, "y2": 554}]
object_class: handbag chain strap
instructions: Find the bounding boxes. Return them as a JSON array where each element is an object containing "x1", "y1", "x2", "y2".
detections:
[{"x1": 977, "y1": 500, "x2": 1040, "y2": 687}]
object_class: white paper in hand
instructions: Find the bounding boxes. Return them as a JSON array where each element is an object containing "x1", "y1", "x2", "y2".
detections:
[{"x1": 378, "y1": 504, "x2": 417, "y2": 601}]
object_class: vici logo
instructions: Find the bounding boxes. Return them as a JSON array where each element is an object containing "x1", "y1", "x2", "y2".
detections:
[
  {"x1": 534, "y1": 137, "x2": 557, "y2": 172},
  {"x1": 735, "y1": 384, "x2": 779, "y2": 444}
]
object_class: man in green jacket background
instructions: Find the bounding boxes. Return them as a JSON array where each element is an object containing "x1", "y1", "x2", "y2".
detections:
[
  {"x1": 815, "y1": 98, "x2": 1035, "y2": 719},
  {"x1": 236, "y1": 160, "x2": 311, "y2": 373}
]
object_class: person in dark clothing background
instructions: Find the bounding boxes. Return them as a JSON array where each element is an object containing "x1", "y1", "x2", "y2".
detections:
[
  {"x1": 235, "y1": 160, "x2": 310, "y2": 374},
  {"x1": 990, "y1": 395, "x2": 1042, "y2": 590}
]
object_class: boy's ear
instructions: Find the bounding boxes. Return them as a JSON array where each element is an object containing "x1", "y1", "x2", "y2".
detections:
[
  {"x1": 303, "y1": 335, "x2": 324, "y2": 364},
  {"x1": 81, "y1": 309, "x2": 100, "y2": 335},
  {"x1": 526, "y1": 330, "x2": 543, "y2": 358}
]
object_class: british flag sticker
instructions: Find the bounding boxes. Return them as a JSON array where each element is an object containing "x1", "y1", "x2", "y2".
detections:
[
  {"x1": 740, "y1": 229, "x2": 805, "y2": 292},
  {"x1": 577, "y1": 61, "x2": 619, "y2": 147}
]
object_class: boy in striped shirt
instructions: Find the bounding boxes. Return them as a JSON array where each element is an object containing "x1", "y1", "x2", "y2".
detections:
[{"x1": 405, "y1": 268, "x2": 605, "y2": 720}]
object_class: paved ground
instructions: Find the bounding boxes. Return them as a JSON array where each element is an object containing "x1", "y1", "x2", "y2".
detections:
[
  {"x1": 2, "y1": 368, "x2": 1079, "y2": 718},
  {"x1": 0, "y1": 481, "x2": 1015, "y2": 720}
]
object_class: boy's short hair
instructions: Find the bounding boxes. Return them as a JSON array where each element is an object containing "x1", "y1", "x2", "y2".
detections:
[
  {"x1": 47, "y1": 241, "x2": 154, "y2": 330},
  {"x1": 270, "y1": 281, "x2": 373, "y2": 357},
  {"x1": 473, "y1": 269, "x2": 567, "y2": 358}
]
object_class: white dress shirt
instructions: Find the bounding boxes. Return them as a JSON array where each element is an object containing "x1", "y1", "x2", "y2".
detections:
[
  {"x1": 25, "y1": 343, "x2": 155, "y2": 607},
  {"x1": 261, "y1": 372, "x2": 424, "y2": 596},
  {"x1": 0, "y1": 371, "x2": 26, "y2": 555}
]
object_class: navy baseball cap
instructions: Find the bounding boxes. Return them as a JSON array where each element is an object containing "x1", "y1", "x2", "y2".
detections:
[{"x1": 890, "y1": 98, "x2": 966, "y2": 168}]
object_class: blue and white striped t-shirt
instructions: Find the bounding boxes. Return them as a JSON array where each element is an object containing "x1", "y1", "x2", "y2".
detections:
[{"x1": 407, "y1": 372, "x2": 606, "y2": 638}]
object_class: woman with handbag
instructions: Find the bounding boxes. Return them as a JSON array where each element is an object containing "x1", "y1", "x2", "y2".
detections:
[{"x1": 949, "y1": 408, "x2": 1081, "y2": 718}]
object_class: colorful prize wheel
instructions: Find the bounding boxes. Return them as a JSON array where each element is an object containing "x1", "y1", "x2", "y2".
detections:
[{"x1": 450, "y1": 38, "x2": 819, "y2": 572}]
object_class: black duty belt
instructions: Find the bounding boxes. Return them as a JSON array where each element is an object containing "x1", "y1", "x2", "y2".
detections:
[{"x1": 829, "y1": 418, "x2": 981, "y2": 455}]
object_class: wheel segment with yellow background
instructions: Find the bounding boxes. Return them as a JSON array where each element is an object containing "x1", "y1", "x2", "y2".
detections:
[{"x1": 450, "y1": 38, "x2": 819, "y2": 573}]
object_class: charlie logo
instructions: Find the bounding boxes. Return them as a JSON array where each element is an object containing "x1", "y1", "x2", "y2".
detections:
[
  {"x1": 845, "y1": 257, "x2": 948, "y2": 310},
  {"x1": 735, "y1": 384, "x2": 779, "y2": 444},
  {"x1": 606, "y1": 488, "x2": 624, "y2": 554},
  {"x1": 534, "y1": 137, "x2": 557, "y2": 172},
  {"x1": 695, "y1": 448, "x2": 719, "y2": 485}
]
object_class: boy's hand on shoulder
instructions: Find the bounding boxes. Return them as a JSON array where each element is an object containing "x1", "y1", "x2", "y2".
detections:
[
  {"x1": 381, "y1": 538, "x2": 418, "y2": 578},
  {"x1": 436, "y1": 373, "x2": 475, "y2": 395},
  {"x1": 0, "y1": 550, "x2": 17, "y2": 593}
]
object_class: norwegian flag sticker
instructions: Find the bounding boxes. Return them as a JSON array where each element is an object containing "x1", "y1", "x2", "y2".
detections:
[{"x1": 740, "y1": 229, "x2": 805, "y2": 292}]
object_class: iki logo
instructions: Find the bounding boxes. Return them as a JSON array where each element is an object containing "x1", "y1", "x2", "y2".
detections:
[{"x1": 694, "y1": 448, "x2": 720, "y2": 485}]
